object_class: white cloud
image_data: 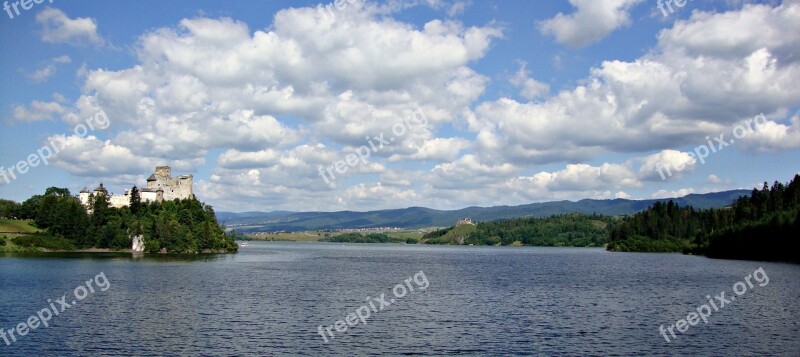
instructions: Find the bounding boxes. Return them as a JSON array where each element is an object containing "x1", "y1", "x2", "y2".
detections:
[
  {"x1": 510, "y1": 61, "x2": 549, "y2": 100},
  {"x1": 651, "y1": 188, "x2": 694, "y2": 199},
  {"x1": 392, "y1": 137, "x2": 471, "y2": 162},
  {"x1": 539, "y1": 0, "x2": 642, "y2": 48},
  {"x1": 26, "y1": 55, "x2": 72, "y2": 82},
  {"x1": 638, "y1": 150, "x2": 697, "y2": 181},
  {"x1": 15, "y1": 2, "x2": 800, "y2": 212},
  {"x1": 474, "y1": 2, "x2": 800, "y2": 166},
  {"x1": 515, "y1": 163, "x2": 639, "y2": 193},
  {"x1": 36, "y1": 8, "x2": 105, "y2": 46},
  {"x1": 446, "y1": 1, "x2": 470, "y2": 17},
  {"x1": 27, "y1": 65, "x2": 55, "y2": 83},
  {"x1": 12, "y1": 99, "x2": 66, "y2": 122},
  {"x1": 738, "y1": 113, "x2": 800, "y2": 151},
  {"x1": 47, "y1": 135, "x2": 155, "y2": 177},
  {"x1": 50, "y1": 4, "x2": 501, "y2": 193}
]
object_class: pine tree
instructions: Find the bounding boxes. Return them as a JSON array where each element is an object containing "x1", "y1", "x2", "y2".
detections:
[{"x1": 129, "y1": 186, "x2": 142, "y2": 215}]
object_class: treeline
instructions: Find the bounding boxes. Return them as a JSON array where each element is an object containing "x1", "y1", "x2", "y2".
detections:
[
  {"x1": 321, "y1": 232, "x2": 417, "y2": 244},
  {"x1": 1, "y1": 187, "x2": 237, "y2": 253},
  {"x1": 423, "y1": 214, "x2": 615, "y2": 246},
  {"x1": 608, "y1": 175, "x2": 800, "y2": 262}
]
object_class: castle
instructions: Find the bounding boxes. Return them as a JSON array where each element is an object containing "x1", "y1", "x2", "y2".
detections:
[
  {"x1": 456, "y1": 218, "x2": 475, "y2": 226},
  {"x1": 79, "y1": 166, "x2": 193, "y2": 209}
]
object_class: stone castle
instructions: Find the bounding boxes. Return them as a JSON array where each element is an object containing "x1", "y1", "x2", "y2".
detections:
[
  {"x1": 456, "y1": 218, "x2": 475, "y2": 226},
  {"x1": 79, "y1": 166, "x2": 193, "y2": 209}
]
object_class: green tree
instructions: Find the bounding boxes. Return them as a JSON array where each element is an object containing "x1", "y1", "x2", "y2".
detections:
[
  {"x1": 0, "y1": 199, "x2": 19, "y2": 218},
  {"x1": 129, "y1": 186, "x2": 142, "y2": 215}
]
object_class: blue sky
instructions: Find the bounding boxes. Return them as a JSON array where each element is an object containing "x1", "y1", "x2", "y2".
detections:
[{"x1": 1, "y1": 0, "x2": 798, "y2": 212}]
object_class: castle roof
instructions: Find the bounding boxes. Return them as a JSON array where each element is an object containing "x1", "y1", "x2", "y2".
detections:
[
  {"x1": 146, "y1": 174, "x2": 157, "y2": 181},
  {"x1": 80, "y1": 187, "x2": 90, "y2": 193},
  {"x1": 94, "y1": 183, "x2": 108, "y2": 193}
]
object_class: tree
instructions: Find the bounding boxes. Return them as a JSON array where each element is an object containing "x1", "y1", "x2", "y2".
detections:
[
  {"x1": 129, "y1": 186, "x2": 142, "y2": 215},
  {"x1": 44, "y1": 187, "x2": 71, "y2": 197},
  {"x1": 0, "y1": 199, "x2": 19, "y2": 218}
]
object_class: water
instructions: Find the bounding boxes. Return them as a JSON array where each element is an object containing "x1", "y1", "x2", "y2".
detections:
[{"x1": 1, "y1": 242, "x2": 799, "y2": 356}]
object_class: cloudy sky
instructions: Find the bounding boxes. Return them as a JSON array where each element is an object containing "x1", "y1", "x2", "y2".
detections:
[{"x1": 1, "y1": 0, "x2": 799, "y2": 212}]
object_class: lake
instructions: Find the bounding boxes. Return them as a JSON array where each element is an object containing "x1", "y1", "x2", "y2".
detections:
[{"x1": 1, "y1": 242, "x2": 799, "y2": 356}]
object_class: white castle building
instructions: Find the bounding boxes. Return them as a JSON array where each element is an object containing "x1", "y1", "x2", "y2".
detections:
[{"x1": 79, "y1": 166, "x2": 193, "y2": 209}]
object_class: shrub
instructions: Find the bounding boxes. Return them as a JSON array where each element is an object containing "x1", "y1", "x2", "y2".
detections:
[{"x1": 12, "y1": 233, "x2": 76, "y2": 251}]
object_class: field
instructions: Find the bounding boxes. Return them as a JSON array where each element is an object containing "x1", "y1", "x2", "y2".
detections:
[
  {"x1": 0, "y1": 219, "x2": 40, "y2": 234},
  {"x1": 0, "y1": 219, "x2": 42, "y2": 252}
]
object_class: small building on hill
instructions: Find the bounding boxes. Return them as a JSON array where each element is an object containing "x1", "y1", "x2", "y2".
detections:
[{"x1": 456, "y1": 217, "x2": 475, "y2": 226}]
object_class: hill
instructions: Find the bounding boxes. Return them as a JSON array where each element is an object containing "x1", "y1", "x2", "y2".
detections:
[
  {"x1": 219, "y1": 190, "x2": 750, "y2": 232},
  {"x1": 608, "y1": 176, "x2": 799, "y2": 262}
]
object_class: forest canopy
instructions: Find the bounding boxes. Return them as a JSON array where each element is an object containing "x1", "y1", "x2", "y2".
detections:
[{"x1": 608, "y1": 175, "x2": 799, "y2": 262}]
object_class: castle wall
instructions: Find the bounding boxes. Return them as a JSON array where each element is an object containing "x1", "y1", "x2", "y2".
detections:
[
  {"x1": 109, "y1": 195, "x2": 130, "y2": 208},
  {"x1": 79, "y1": 192, "x2": 90, "y2": 207},
  {"x1": 140, "y1": 191, "x2": 160, "y2": 203}
]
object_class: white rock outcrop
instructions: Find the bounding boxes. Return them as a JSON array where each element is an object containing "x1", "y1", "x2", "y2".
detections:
[{"x1": 132, "y1": 235, "x2": 145, "y2": 252}]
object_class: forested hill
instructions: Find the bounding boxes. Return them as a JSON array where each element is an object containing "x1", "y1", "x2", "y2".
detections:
[
  {"x1": 0, "y1": 187, "x2": 238, "y2": 254},
  {"x1": 422, "y1": 214, "x2": 614, "y2": 247},
  {"x1": 218, "y1": 190, "x2": 749, "y2": 232},
  {"x1": 608, "y1": 175, "x2": 800, "y2": 263}
]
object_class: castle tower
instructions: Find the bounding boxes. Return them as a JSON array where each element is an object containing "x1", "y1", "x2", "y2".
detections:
[
  {"x1": 155, "y1": 166, "x2": 171, "y2": 179},
  {"x1": 79, "y1": 187, "x2": 90, "y2": 206},
  {"x1": 93, "y1": 183, "x2": 108, "y2": 196}
]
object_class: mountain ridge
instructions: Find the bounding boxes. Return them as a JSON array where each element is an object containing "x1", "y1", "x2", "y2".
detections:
[{"x1": 218, "y1": 190, "x2": 751, "y2": 232}]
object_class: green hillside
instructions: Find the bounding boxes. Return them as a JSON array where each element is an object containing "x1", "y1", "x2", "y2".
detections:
[
  {"x1": 423, "y1": 214, "x2": 615, "y2": 246},
  {"x1": 422, "y1": 223, "x2": 477, "y2": 245},
  {"x1": 0, "y1": 219, "x2": 40, "y2": 233}
]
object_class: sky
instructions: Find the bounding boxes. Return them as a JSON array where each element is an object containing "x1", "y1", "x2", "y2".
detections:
[{"x1": 1, "y1": 0, "x2": 799, "y2": 213}]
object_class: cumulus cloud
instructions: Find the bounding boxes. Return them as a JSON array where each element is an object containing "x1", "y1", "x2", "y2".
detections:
[
  {"x1": 22, "y1": 1, "x2": 800, "y2": 211},
  {"x1": 539, "y1": 0, "x2": 642, "y2": 48},
  {"x1": 447, "y1": 0, "x2": 471, "y2": 17},
  {"x1": 638, "y1": 150, "x2": 697, "y2": 181},
  {"x1": 12, "y1": 96, "x2": 67, "y2": 122},
  {"x1": 36, "y1": 8, "x2": 105, "y2": 46},
  {"x1": 474, "y1": 2, "x2": 800, "y2": 166},
  {"x1": 25, "y1": 55, "x2": 71, "y2": 83},
  {"x1": 50, "y1": 3, "x2": 501, "y2": 195},
  {"x1": 651, "y1": 188, "x2": 694, "y2": 199},
  {"x1": 509, "y1": 61, "x2": 549, "y2": 100},
  {"x1": 738, "y1": 113, "x2": 800, "y2": 151}
]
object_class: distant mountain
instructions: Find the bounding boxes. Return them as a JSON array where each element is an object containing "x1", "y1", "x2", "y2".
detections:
[
  {"x1": 217, "y1": 190, "x2": 750, "y2": 233},
  {"x1": 215, "y1": 210, "x2": 296, "y2": 222}
]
